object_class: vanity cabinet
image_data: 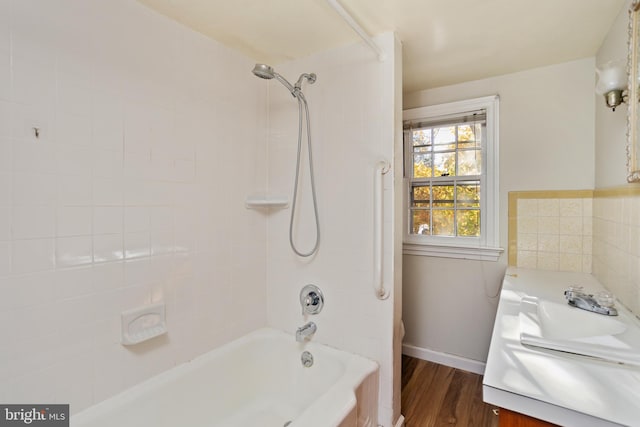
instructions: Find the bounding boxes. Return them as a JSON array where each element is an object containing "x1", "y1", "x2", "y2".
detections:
[{"x1": 499, "y1": 408, "x2": 558, "y2": 427}]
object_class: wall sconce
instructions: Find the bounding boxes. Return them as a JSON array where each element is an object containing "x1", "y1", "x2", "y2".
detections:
[{"x1": 596, "y1": 61, "x2": 627, "y2": 111}]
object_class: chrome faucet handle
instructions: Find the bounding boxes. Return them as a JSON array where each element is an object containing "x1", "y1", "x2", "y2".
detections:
[
  {"x1": 564, "y1": 285, "x2": 585, "y2": 301},
  {"x1": 300, "y1": 285, "x2": 324, "y2": 315}
]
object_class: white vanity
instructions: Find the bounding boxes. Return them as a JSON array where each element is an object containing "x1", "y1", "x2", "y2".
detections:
[{"x1": 483, "y1": 267, "x2": 640, "y2": 427}]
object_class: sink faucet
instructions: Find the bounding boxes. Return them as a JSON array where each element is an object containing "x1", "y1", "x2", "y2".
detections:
[
  {"x1": 296, "y1": 321, "x2": 317, "y2": 342},
  {"x1": 564, "y1": 286, "x2": 618, "y2": 316}
]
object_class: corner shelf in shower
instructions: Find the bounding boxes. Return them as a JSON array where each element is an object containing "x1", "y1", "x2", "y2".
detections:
[{"x1": 245, "y1": 195, "x2": 289, "y2": 209}]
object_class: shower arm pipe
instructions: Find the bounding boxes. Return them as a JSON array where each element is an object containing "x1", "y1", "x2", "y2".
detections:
[
  {"x1": 374, "y1": 160, "x2": 391, "y2": 300},
  {"x1": 325, "y1": 0, "x2": 386, "y2": 62}
]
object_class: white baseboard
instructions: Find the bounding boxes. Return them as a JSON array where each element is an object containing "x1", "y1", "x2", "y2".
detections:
[
  {"x1": 402, "y1": 343, "x2": 486, "y2": 375},
  {"x1": 393, "y1": 414, "x2": 405, "y2": 427}
]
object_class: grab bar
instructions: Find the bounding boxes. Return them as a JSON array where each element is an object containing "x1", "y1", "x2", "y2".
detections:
[{"x1": 374, "y1": 160, "x2": 391, "y2": 300}]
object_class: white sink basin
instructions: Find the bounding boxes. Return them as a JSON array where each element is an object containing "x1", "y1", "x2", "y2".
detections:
[{"x1": 519, "y1": 296, "x2": 640, "y2": 365}]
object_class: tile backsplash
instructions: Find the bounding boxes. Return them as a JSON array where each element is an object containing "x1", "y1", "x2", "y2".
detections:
[
  {"x1": 592, "y1": 188, "x2": 640, "y2": 315},
  {"x1": 509, "y1": 191, "x2": 594, "y2": 273},
  {"x1": 509, "y1": 188, "x2": 640, "y2": 317}
]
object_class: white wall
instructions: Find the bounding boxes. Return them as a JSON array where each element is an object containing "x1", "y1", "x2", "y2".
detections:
[
  {"x1": 0, "y1": 0, "x2": 268, "y2": 412},
  {"x1": 595, "y1": 0, "x2": 631, "y2": 187},
  {"x1": 265, "y1": 33, "x2": 402, "y2": 427},
  {"x1": 403, "y1": 58, "x2": 596, "y2": 365}
]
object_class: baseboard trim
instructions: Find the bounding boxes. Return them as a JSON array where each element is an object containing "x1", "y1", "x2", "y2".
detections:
[{"x1": 402, "y1": 343, "x2": 486, "y2": 375}]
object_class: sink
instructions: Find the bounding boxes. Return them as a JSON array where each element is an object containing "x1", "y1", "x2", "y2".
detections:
[{"x1": 519, "y1": 296, "x2": 640, "y2": 365}]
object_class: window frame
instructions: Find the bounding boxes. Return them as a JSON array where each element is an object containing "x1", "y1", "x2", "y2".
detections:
[{"x1": 402, "y1": 95, "x2": 503, "y2": 261}]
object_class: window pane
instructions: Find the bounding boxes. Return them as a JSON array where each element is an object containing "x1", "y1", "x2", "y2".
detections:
[
  {"x1": 412, "y1": 129, "x2": 431, "y2": 146},
  {"x1": 457, "y1": 123, "x2": 481, "y2": 149},
  {"x1": 458, "y1": 149, "x2": 481, "y2": 175},
  {"x1": 432, "y1": 185, "x2": 454, "y2": 207},
  {"x1": 433, "y1": 152, "x2": 455, "y2": 176},
  {"x1": 411, "y1": 186, "x2": 430, "y2": 204},
  {"x1": 411, "y1": 210, "x2": 431, "y2": 234},
  {"x1": 457, "y1": 124, "x2": 475, "y2": 142},
  {"x1": 432, "y1": 209, "x2": 454, "y2": 236},
  {"x1": 456, "y1": 182, "x2": 480, "y2": 208},
  {"x1": 433, "y1": 126, "x2": 456, "y2": 149},
  {"x1": 457, "y1": 209, "x2": 480, "y2": 237},
  {"x1": 413, "y1": 153, "x2": 433, "y2": 178}
]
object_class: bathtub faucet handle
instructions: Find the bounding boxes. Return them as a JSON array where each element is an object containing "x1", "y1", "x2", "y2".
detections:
[{"x1": 300, "y1": 285, "x2": 324, "y2": 315}]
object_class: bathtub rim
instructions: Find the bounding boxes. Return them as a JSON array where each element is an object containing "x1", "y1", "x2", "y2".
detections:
[{"x1": 71, "y1": 327, "x2": 379, "y2": 427}]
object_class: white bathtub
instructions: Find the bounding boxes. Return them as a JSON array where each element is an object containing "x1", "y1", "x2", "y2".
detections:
[{"x1": 71, "y1": 328, "x2": 379, "y2": 427}]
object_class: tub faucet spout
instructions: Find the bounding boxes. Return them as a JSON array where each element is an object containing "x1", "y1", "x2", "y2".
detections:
[{"x1": 296, "y1": 322, "x2": 317, "y2": 342}]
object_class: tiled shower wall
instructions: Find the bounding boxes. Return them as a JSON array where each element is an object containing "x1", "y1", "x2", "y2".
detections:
[
  {"x1": 0, "y1": 0, "x2": 268, "y2": 412},
  {"x1": 592, "y1": 189, "x2": 640, "y2": 315},
  {"x1": 265, "y1": 33, "x2": 401, "y2": 426}
]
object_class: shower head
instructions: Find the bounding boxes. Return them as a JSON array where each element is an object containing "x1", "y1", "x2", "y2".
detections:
[
  {"x1": 251, "y1": 63, "x2": 316, "y2": 97},
  {"x1": 252, "y1": 63, "x2": 275, "y2": 80}
]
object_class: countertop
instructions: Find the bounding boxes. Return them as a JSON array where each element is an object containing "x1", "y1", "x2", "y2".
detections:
[{"x1": 483, "y1": 267, "x2": 640, "y2": 427}]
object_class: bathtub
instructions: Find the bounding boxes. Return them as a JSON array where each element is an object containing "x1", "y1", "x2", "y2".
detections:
[{"x1": 71, "y1": 328, "x2": 379, "y2": 427}]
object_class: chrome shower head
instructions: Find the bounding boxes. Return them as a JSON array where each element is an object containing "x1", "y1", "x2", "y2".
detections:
[
  {"x1": 252, "y1": 63, "x2": 316, "y2": 97},
  {"x1": 252, "y1": 63, "x2": 275, "y2": 79}
]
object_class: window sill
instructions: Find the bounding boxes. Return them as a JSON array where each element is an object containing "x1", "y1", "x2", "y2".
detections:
[{"x1": 403, "y1": 242, "x2": 504, "y2": 261}]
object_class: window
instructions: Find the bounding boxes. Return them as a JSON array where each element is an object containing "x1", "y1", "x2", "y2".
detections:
[{"x1": 402, "y1": 96, "x2": 502, "y2": 261}]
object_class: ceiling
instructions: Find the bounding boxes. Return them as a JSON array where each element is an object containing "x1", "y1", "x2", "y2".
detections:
[{"x1": 137, "y1": 0, "x2": 626, "y2": 94}]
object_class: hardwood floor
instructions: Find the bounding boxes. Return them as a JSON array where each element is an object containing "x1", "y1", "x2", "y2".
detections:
[{"x1": 401, "y1": 355, "x2": 500, "y2": 427}]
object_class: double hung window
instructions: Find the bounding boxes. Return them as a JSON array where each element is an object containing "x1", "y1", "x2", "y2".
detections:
[{"x1": 403, "y1": 96, "x2": 502, "y2": 260}]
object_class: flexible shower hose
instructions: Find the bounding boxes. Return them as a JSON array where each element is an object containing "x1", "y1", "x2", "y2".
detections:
[{"x1": 289, "y1": 91, "x2": 320, "y2": 257}]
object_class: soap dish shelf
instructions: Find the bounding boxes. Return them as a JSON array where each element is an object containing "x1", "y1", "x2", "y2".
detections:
[
  {"x1": 121, "y1": 303, "x2": 167, "y2": 346},
  {"x1": 245, "y1": 196, "x2": 289, "y2": 209}
]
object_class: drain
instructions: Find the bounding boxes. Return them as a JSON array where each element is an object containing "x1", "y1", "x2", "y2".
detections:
[{"x1": 284, "y1": 421, "x2": 292, "y2": 427}]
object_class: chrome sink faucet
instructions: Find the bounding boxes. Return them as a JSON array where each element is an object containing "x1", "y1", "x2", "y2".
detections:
[
  {"x1": 564, "y1": 286, "x2": 618, "y2": 316},
  {"x1": 296, "y1": 322, "x2": 317, "y2": 342}
]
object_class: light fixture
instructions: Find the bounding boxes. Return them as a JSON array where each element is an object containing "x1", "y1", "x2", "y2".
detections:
[{"x1": 596, "y1": 60, "x2": 627, "y2": 111}]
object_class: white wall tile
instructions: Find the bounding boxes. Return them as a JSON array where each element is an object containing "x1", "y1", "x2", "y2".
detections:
[
  {"x1": 124, "y1": 231, "x2": 150, "y2": 259},
  {"x1": 56, "y1": 236, "x2": 93, "y2": 267},
  {"x1": 58, "y1": 175, "x2": 92, "y2": 206},
  {"x1": 57, "y1": 206, "x2": 92, "y2": 237},
  {"x1": 0, "y1": 0, "x2": 267, "y2": 414},
  {"x1": 13, "y1": 140, "x2": 57, "y2": 174},
  {"x1": 93, "y1": 149, "x2": 123, "y2": 178},
  {"x1": 12, "y1": 238, "x2": 55, "y2": 273},
  {"x1": 93, "y1": 178, "x2": 123, "y2": 207},
  {"x1": 94, "y1": 207, "x2": 122, "y2": 235},
  {"x1": 56, "y1": 146, "x2": 92, "y2": 176},
  {"x1": 93, "y1": 234, "x2": 123, "y2": 264},
  {"x1": 0, "y1": 138, "x2": 11, "y2": 172},
  {"x1": 12, "y1": 206, "x2": 55, "y2": 239},
  {"x1": 11, "y1": 56, "x2": 56, "y2": 107},
  {"x1": 0, "y1": 241, "x2": 10, "y2": 276},
  {"x1": 0, "y1": 206, "x2": 11, "y2": 240},
  {"x1": 0, "y1": 174, "x2": 10, "y2": 206},
  {"x1": 56, "y1": 111, "x2": 92, "y2": 148},
  {"x1": 13, "y1": 173, "x2": 57, "y2": 205}
]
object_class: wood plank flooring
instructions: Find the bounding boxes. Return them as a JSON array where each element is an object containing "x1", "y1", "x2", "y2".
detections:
[{"x1": 401, "y1": 355, "x2": 500, "y2": 427}]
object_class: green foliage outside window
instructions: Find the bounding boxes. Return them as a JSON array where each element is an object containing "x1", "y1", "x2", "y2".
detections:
[{"x1": 410, "y1": 123, "x2": 482, "y2": 237}]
